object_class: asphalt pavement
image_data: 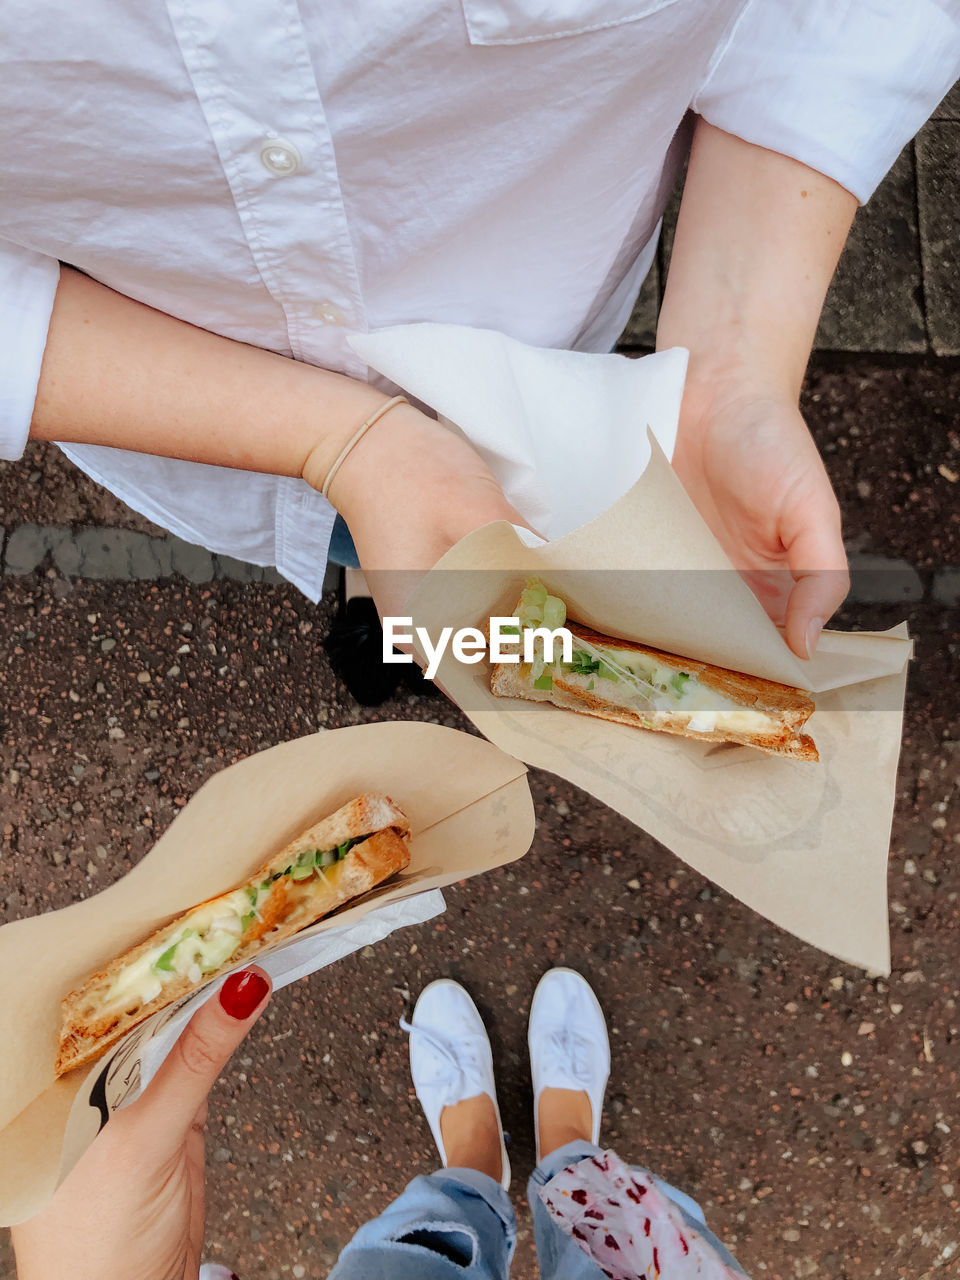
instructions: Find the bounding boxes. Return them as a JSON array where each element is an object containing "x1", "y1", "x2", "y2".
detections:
[{"x1": 0, "y1": 354, "x2": 958, "y2": 1280}]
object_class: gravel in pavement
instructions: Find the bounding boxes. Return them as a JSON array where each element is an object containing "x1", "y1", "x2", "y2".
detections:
[
  {"x1": 0, "y1": 574, "x2": 956, "y2": 1280},
  {"x1": 0, "y1": 361, "x2": 958, "y2": 1280}
]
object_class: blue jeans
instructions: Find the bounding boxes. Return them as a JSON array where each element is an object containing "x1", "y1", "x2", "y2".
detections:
[
  {"x1": 328, "y1": 1141, "x2": 747, "y2": 1279},
  {"x1": 328, "y1": 512, "x2": 361, "y2": 568}
]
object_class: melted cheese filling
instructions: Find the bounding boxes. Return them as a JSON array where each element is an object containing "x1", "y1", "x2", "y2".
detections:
[
  {"x1": 105, "y1": 889, "x2": 253, "y2": 1012},
  {"x1": 558, "y1": 644, "x2": 780, "y2": 737},
  {"x1": 681, "y1": 708, "x2": 778, "y2": 735},
  {"x1": 102, "y1": 838, "x2": 360, "y2": 1013}
]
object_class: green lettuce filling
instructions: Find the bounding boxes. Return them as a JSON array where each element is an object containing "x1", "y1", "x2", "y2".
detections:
[
  {"x1": 150, "y1": 837, "x2": 365, "y2": 977},
  {"x1": 514, "y1": 579, "x2": 699, "y2": 707}
]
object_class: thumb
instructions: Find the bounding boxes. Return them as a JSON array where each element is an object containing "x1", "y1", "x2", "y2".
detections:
[
  {"x1": 132, "y1": 967, "x2": 271, "y2": 1146},
  {"x1": 781, "y1": 505, "x2": 850, "y2": 660}
]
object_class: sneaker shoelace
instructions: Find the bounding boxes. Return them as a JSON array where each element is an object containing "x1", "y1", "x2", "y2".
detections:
[
  {"x1": 539, "y1": 1024, "x2": 595, "y2": 1089},
  {"x1": 400, "y1": 1017, "x2": 491, "y2": 1108}
]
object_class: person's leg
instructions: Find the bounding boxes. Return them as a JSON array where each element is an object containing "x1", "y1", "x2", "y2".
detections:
[
  {"x1": 527, "y1": 1140, "x2": 747, "y2": 1278},
  {"x1": 526, "y1": 969, "x2": 747, "y2": 1279},
  {"x1": 525, "y1": 969, "x2": 612, "y2": 1280},
  {"x1": 329, "y1": 979, "x2": 516, "y2": 1280},
  {"x1": 329, "y1": 1166, "x2": 515, "y2": 1280},
  {"x1": 326, "y1": 512, "x2": 362, "y2": 568}
]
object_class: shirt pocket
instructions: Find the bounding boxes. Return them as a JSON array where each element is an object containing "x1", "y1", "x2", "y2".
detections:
[{"x1": 459, "y1": 0, "x2": 682, "y2": 45}]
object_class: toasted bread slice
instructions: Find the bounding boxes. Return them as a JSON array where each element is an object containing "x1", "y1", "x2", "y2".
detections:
[
  {"x1": 491, "y1": 621, "x2": 817, "y2": 761},
  {"x1": 56, "y1": 794, "x2": 410, "y2": 1076}
]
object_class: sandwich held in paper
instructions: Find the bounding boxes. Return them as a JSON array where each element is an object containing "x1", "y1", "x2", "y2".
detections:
[
  {"x1": 0, "y1": 722, "x2": 534, "y2": 1226},
  {"x1": 354, "y1": 323, "x2": 911, "y2": 973}
]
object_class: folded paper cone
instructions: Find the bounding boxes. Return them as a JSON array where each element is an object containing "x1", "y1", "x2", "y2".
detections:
[
  {"x1": 407, "y1": 442, "x2": 910, "y2": 974},
  {"x1": 351, "y1": 323, "x2": 909, "y2": 974},
  {"x1": 0, "y1": 722, "x2": 534, "y2": 1225}
]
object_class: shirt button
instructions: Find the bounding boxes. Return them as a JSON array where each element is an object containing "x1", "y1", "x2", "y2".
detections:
[
  {"x1": 260, "y1": 137, "x2": 302, "y2": 177},
  {"x1": 312, "y1": 301, "x2": 346, "y2": 325}
]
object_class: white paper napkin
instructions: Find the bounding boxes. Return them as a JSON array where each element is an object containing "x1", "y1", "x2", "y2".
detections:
[
  {"x1": 350, "y1": 324, "x2": 687, "y2": 539},
  {"x1": 136, "y1": 891, "x2": 445, "y2": 1096}
]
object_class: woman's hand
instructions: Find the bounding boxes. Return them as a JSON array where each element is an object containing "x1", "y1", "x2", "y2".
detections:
[
  {"x1": 673, "y1": 377, "x2": 849, "y2": 659},
  {"x1": 12, "y1": 968, "x2": 271, "y2": 1280},
  {"x1": 328, "y1": 401, "x2": 531, "y2": 617},
  {"x1": 656, "y1": 120, "x2": 858, "y2": 658}
]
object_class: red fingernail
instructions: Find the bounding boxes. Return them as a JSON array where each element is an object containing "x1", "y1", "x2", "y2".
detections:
[{"x1": 219, "y1": 970, "x2": 269, "y2": 1020}]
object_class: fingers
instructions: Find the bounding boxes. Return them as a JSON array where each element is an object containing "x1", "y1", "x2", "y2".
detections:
[
  {"x1": 782, "y1": 519, "x2": 850, "y2": 660},
  {"x1": 130, "y1": 967, "x2": 271, "y2": 1151},
  {"x1": 740, "y1": 568, "x2": 791, "y2": 627}
]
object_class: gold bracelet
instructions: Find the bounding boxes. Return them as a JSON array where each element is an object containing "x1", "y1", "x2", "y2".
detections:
[{"x1": 319, "y1": 395, "x2": 409, "y2": 500}]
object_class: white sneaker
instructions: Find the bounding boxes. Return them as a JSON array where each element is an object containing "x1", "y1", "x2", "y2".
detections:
[
  {"x1": 528, "y1": 968, "x2": 610, "y2": 1163},
  {"x1": 402, "y1": 979, "x2": 511, "y2": 1190}
]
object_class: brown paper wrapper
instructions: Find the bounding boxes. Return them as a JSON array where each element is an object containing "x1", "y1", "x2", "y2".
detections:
[
  {"x1": 0, "y1": 721, "x2": 533, "y2": 1225},
  {"x1": 408, "y1": 440, "x2": 911, "y2": 975}
]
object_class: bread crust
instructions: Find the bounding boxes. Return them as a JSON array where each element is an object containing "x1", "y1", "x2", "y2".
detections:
[
  {"x1": 56, "y1": 795, "x2": 410, "y2": 1076},
  {"x1": 490, "y1": 619, "x2": 817, "y2": 761},
  {"x1": 565, "y1": 624, "x2": 815, "y2": 718}
]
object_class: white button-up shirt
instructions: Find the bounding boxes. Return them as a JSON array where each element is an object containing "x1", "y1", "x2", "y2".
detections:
[{"x1": 2, "y1": 0, "x2": 957, "y2": 599}]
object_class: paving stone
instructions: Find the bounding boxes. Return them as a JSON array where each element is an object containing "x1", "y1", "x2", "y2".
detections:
[
  {"x1": 1, "y1": 521, "x2": 293, "y2": 586},
  {"x1": 213, "y1": 553, "x2": 266, "y2": 583},
  {"x1": 3, "y1": 523, "x2": 69, "y2": 574},
  {"x1": 817, "y1": 146, "x2": 926, "y2": 354},
  {"x1": 72, "y1": 528, "x2": 138, "y2": 579},
  {"x1": 657, "y1": 167, "x2": 684, "y2": 270},
  {"x1": 618, "y1": 259, "x2": 659, "y2": 349},
  {"x1": 620, "y1": 164, "x2": 683, "y2": 350},
  {"x1": 128, "y1": 532, "x2": 174, "y2": 579},
  {"x1": 51, "y1": 536, "x2": 83, "y2": 575},
  {"x1": 917, "y1": 121, "x2": 960, "y2": 356},
  {"x1": 52, "y1": 527, "x2": 169, "y2": 580},
  {"x1": 168, "y1": 536, "x2": 215, "y2": 584},
  {"x1": 932, "y1": 79, "x2": 960, "y2": 121},
  {"x1": 0, "y1": 1231, "x2": 12, "y2": 1280},
  {"x1": 847, "y1": 553, "x2": 924, "y2": 604},
  {"x1": 933, "y1": 567, "x2": 960, "y2": 608}
]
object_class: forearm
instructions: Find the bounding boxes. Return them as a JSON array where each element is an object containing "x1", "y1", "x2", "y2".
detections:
[
  {"x1": 29, "y1": 268, "x2": 522, "y2": 602},
  {"x1": 657, "y1": 119, "x2": 857, "y2": 404},
  {"x1": 31, "y1": 267, "x2": 388, "y2": 491}
]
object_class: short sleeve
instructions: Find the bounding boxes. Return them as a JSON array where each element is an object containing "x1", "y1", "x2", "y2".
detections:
[
  {"x1": 0, "y1": 241, "x2": 60, "y2": 460},
  {"x1": 694, "y1": 0, "x2": 960, "y2": 203}
]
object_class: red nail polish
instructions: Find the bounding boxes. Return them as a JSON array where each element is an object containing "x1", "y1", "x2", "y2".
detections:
[{"x1": 219, "y1": 970, "x2": 269, "y2": 1020}]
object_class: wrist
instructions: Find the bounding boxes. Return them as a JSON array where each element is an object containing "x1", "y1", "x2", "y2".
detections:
[
  {"x1": 297, "y1": 382, "x2": 401, "y2": 490},
  {"x1": 673, "y1": 346, "x2": 797, "y2": 449},
  {"x1": 313, "y1": 400, "x2": 439, "y2": 518},
  {"x1": 658, "y1": 301, "x2": 808, "y2": 414}
]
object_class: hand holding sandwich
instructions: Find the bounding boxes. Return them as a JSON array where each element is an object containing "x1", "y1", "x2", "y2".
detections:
[
  {"x1": 658, "y1": 121, "x2": 857, "y2": 660},
  {"x1": 325, "y1": 396, "x2": 531, "y2": 619},
  {"x1": 671, "y1": 383, "x2": 848, "y2": 661},
  {"x1": 12, "y1": 967, "x2": 271, "y2": 1280}
]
